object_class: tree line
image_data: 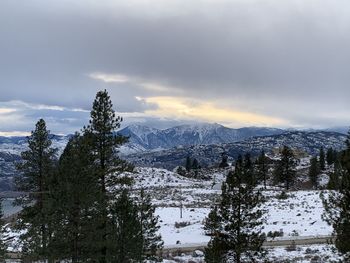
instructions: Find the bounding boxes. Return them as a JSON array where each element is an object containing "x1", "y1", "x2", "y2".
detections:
[
  {"x1": 204, "y1": 130, "x2": 350, "y2": 262},
  {"x1": 0, "y1": 90, "x2": 163, "y2": 262}
]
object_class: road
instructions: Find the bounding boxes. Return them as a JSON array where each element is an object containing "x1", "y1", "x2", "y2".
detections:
[{"x1": 163, "y1": 235, "x2": 334, "y2": 254}]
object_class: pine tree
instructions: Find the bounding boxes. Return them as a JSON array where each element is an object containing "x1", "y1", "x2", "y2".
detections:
[
  {"x1": 108, "y1": 189, "x2": 143, "y2": 263},
  {"x1": 205, "y1": 159, "x2": 266, "y2": 262},
  {"x1": 49, "y1": 133, "x2": 100, "y2": 262},
  {"x1": 0, "y1": 200, "x2": 7, "y2": 260},
  {"x1": 319, "y1": 147, "x2": 326, "y2": 171},
  {"x1": 321, "y1": 129, "x2": 350, "y2": 258},
  {"x1": 139, "y1": 189, "x2": 163, "y2": 262},
  {"x1": 185, "y1": 156, "x2": 192, "y2": 172},
  {"x1": 243, "y1": 153, "x2": 256, "y2": 186},
  {"x1": 204, "y1": 205, "x2": 221, "y2": 236},
  {"x1": 192, "y1": 158, "x2": 199, "y2": 177},
  {"x1": 219, "y1": 153, "x2": 229, "y2": 168},
  {"x1": 326, "y1": 147, "x2": 335, "y2": 166},
  {"x1": 273, "y1": 146, "x2": 297, "y2": 190},
  {"x1": 327, "y1": 171, "x2": 340, "y2": 190},
  {"x1": 15, "y1": 119, "x2": 57, "y2": 261},
  {"x1": 344, "y1": 129, "x2": 350, "y2": 174},
  {"x1": 327, "y1": 152, "x2": 342, "y2": 190},
  {"x1": 256, "y1": 150, "x2": 269, "y2": 189},
  {"x1": 176, "y1": 166, "x2": 187, "y2": 176},
  {"x1": 205, "y1": 237, "x2": 225, "y2": 263},
  {"x1": 84, "y1": 90, "x2": 132, "y2": 262},
  {"x1": 308, "y1": 156, "x2": 319, "y2": 189}
]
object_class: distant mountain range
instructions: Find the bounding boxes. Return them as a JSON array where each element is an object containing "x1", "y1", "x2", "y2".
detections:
[
  {"x1": 0, "y1": 123, "x2": 348, "y2": 190},
  {"x1": 118, "y1": 123, "x2": 285, "y2": 153},
  {"x1": 126, "y1": 130, "x2": 348, "y2": 170}
]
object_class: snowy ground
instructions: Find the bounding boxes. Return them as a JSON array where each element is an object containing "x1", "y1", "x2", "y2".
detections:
[
  {"x1": 155, "y1": 191, "x2": 332, "y2": 248},
  {"x1": 263, "y1": 190, "x2": 332, "y2": 239},
  {"x1": 124, "y1": 168, "x2": 333, "y2": 247},
  {"x1": 4, "y1": 166, "x2": 338, "y2": 262},
  {"x1": 123, "y1": 167, "x2": 339, "y2": 262},
  {"x1": 156, "y1": 207, "x2": 210, "y2": 248}
]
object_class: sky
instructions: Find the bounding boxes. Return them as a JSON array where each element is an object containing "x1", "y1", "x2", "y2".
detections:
[{"x1": 0, "y1": 0, "x2": 350, "y2": 135}]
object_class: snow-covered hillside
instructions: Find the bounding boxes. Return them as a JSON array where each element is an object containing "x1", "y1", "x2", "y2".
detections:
[
  {"x1": 113, "y1": 167, "x2": 333, "y2": 248},
  {"x1": 4, "y1": 162, "x2": 343, "y2": 262}
]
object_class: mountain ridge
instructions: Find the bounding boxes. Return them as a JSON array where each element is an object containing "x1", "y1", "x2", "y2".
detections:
[
  {"x1": 118, "y1": 123, "x2": 285, "y2": 153},
  {"x1": 125, "y1": 130, "x2": 347, "y2": 170},
  {"x1": 0, "y1": 125, "x2": 347, "y2": 190}
]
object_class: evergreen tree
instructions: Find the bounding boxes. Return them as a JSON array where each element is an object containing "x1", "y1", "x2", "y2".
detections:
[
  {"x1": 328, "y1": 156, "x2": 343, "y2": 190},
  {"x1": 185, "y1": 156, "x2": 192, "y2": 172},
  {"x1": 205, "y1": 159, "x2": 266, "y2": 262},
  {"x1": 0, "y1": 200, "x2": 7, "y2": 260},
  {"x1": 49, "y1": 133, "x2": 100, "y2": 262},
  {"x1": 204, "y1": 206, "x2": 221, "y2": 236},
  {"x1": 327, "y1": 172, "x2": 340, "y2": 190},
  {"x1": 243, "y1": 153, "x2": 256, "y2": 186},
  {"x1": 176, "y1": 166, "x2": 187, "y2": 176},
  {"x1": 256, "y1": 150, "x2": 269, "y2": 189},
  {"x1": 84, "y1": 90, "x2": 132, "y2": 262},
  {"x1": 139, "y1": 188, "x2": 163, "y2": 262},
  {"x1": 344, "y1": 129, "x2": 350, "y2": 174},
  {"x1": 15, "y1": 119, "x2": 57, "y2": 261},
  {"x1": 273, "y1": 146, "x2": 297, "y2": 190},
  {"x1": 308, "y1": 156, "x2": 319, "y2": 189},
  {"x1": 322, "y1": 129, "x2": 350, "y2": 258},
  {"x1": 192, "y1": 158, "x2": 200, "y2": 177},
  {"x1": 319, "y1": 147, "x2": 326, "y2": 171},
  {"x1": 205, "y1": 237, "x2": 225, "y2": 263},
  {"x1": 326, "y1": 147, "x2": 335, "y2": 166},
  {"x1": 219, "y1": 153, "x2": 229, "y2": 168},
  {"x1": 108, "y1": 189, "x2": 143, "y2": 263}
]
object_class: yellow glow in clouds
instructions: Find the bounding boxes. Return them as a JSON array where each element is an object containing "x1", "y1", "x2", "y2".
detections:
[{"x1": 142, "y1": 96, "x2": 287, "y2": 127}]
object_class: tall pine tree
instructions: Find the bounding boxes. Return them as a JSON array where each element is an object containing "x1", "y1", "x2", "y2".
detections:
[
  {"x1": 139, "y1": 188, "x2": 163, "y2": 262},
  {"x1": 256, "y1": 150, "x2": 269, "y2": 189},
  {"x1": 84, "y1": 90, "x2": 132, "y2": 262},
  {"x1": 205, "y1": 158, "x2": 266, "y2": 262},
  {"x1": 219, "y1": 153, "x2": 229, "y2": 168},
  {"x1": 15, "y1": 119, "x2": 57, "y2": 261},
  {"x1": 319, "y1": 147, "x2": 326, "y2": 171},
  {"x1": 326, "y1": 147, "x2": 335, "y2": 166},
  {"x1": 273, "y1": 146, "x2": 297, "y2": 190},
  {"x1": 49, "y1": 133, "x2": 100, "y2": 262},
  {"x1": 243, "y1": 153, "x2": 256, "y2": 186},
  {"x1": 192, "y1": 158, "x2": 200, "y2": 177},
  {"x1": 108, "y1": 189, "x2": 143, "y2": 263},
  {"x1": 185, "y1": 156, "x2": 192, "y2": 172},
  {"x1": 308, "y1": 156, "x2": 319, "y2": 189}
]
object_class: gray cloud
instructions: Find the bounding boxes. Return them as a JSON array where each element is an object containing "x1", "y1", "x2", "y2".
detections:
[{"x1": 0, "y1": 0, "x2": 350, "y2": 133}]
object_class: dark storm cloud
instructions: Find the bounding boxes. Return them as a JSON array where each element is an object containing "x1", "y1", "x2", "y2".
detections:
[{"x1": 0, "y1": 0, "x2": 350, "y2": 133}]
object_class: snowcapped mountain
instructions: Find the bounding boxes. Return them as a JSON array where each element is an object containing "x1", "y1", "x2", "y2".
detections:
[
  {"x1": 0, "y1": 124, "x2": 347, "y2": 190},
  {"x1": 125, "y1": 131, "x2": 347, "y2": 170},
  {"x1": 118, "y1": 123, "x2": 285, "y2": 153}
]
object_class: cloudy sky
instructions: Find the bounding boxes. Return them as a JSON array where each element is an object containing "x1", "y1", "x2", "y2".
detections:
[{"x1": 0, "y1": 0, "x2": 350, "y2": 135}]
